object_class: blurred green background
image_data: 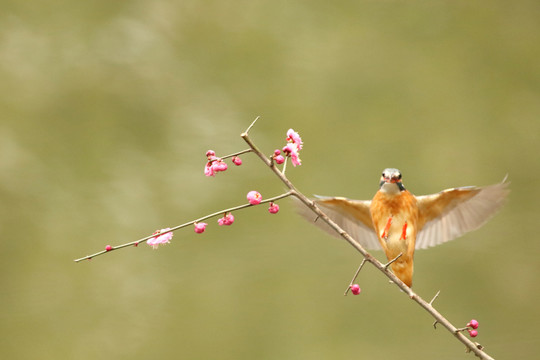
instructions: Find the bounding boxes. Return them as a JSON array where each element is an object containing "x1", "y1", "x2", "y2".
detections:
[{"x1": 1, "y1": 0, "x2": 539, "y2": 359}]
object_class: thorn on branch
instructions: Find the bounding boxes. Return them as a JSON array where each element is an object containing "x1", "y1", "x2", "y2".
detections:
[
  {"x1": 242, "y1": 116, "x2": 260, "y2": 137},
  {"x1": 429, "y1": 290, "x2": 441, "y2": 306},
  {"x1": 383, "y1": 253, "x2": 403, "y2": 270},
  {"x1": 464, "y1": 342, "x2": 484, "y2": 353}
]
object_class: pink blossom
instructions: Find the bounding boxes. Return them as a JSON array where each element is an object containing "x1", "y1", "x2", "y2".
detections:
[
  {"x1": 283, "y1": 143, "x2": 301, "y2": 166},
  {"x1": 147, "y1": 228, "x2": 173, "y2": 249},
  {"x1": 194, "y1": 223, "x2": 207, "y2": 234},
  {"x1": 273, "y1": 128, "x2": 304, "y2": 167},
  {"x1": 218, "y1": 213, "x2": 235, "y2": 226},
  {"x1": 105, "y1": 245, "x2": 113, "y2": 251},
  {"x1": 282, "y1": 128, "x2": 303, "y2": 166},
  {"x1": 232, "y1": 156, "x2": 242, "y2": 166},
  {"x1": 467, "y1": 320, "x2": 479, "y2": 329},
  {"x1": 206, "y1": 150, "x2": 216, "y2": 158},
  {"x1": 268, "y1": 202, "x2": 279, "y2": 214},
  {"x1": 282, "y1": 144, "x2": 293, "y2": 155},
  {"x1": 468, "y1": 329, "x2": 478, "y2": 338},
  {"x1": 289, "y1": 151, "x2": 301, "y2": 166},
  {"x1": 247, "y1": 191, "x2": 262, "y2": 205},
  {"x1": 286, "y1": 129, "x2": 303, "y2": 150},
  {"x1": 350, "y1": 284, "x2": 361, "y2": 295}
]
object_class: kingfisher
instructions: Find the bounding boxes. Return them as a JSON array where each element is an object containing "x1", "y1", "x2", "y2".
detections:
[{"x1": 304, "y1": 168, "x2": 509, "y2": 287}]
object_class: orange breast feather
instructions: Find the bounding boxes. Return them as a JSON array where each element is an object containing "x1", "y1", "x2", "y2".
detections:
[{"x1": 370, "y1": 190, "x2": 418, "y2": 287}]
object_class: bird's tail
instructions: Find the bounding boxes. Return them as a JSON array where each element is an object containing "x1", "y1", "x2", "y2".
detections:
[{"x1": 391, "y1": 258, "x2": 414, "y2": 288}]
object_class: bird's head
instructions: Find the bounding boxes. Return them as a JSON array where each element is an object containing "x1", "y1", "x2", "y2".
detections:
[{"x1": 379, "y1": 168, "x2": 406, "y2": 193}]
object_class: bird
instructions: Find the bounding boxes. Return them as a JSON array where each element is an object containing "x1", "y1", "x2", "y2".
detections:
[{"x1": 302, "y1": 168, "x2": 509, "y2": 287}]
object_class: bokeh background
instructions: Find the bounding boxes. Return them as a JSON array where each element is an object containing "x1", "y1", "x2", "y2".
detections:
[{"x1": 1, "y1": 1, "x2": 539, "y2": 359}]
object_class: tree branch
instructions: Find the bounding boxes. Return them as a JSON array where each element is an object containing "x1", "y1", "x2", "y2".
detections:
[
  {"x1": 240, "y1": 120, "x2": 494, "y2": 360},
  {"x1": 74, "y1": 118, "x2": 494, "y2": 359}
]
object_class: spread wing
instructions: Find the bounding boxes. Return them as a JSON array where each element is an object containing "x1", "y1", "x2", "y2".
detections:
[
  {"x1": 297, "y1": 195, "x2": 381, "y2": 250},
  {"x1": 415, "y1": 180, "x2": 509, "y2": 249}
]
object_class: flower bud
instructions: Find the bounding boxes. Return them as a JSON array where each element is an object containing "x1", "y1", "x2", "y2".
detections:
[
  {"x1": 232, "y1": 156, "x2": 242, "y2": 166},
  {"x1": 467, "y1": 319, "x2": 479, "y2": 329},
  {"x1": 350, "y1": 284, "x2": 361, "y2": 295},
  {"x1": 268, "y1": 202, "x2": 280, "y2": 214},
  {"x1": 194, "y1": 222, "x2": 208, "y2": 234},
  {"x1": 247, "y1": 191, "x2": 262, "y2": 205}
]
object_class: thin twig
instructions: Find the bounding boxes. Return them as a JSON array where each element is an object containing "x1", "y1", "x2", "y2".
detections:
[
  {"x1": 344, "y1": 259, "x2": 366, "y2": 295},
  {"x1": 220, "y1": 148, "x2": 252, "y2": 160}
]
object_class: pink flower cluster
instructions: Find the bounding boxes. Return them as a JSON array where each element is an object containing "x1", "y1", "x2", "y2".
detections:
[
  {"x1": 138, "y1": 127, "x2": 299, "y2": 252},
  {"x1": 204, "y1": 150, "x2": 245, "y2": 177},
  {"x1": 466, "y1": 319, "x2": 479, "y2": 338},
  {"x1": 194, "y1": 127, "x2": 298, "y2": 238},
  {"x1": 147, "y1": 228, "x2": 174, "y2": 249},
  {"x1": 274, "y1": 128, "x2": 303, "y2": 167},
  {"x1": 204, "y1": 150, "x2": 230, "y2": 177}
]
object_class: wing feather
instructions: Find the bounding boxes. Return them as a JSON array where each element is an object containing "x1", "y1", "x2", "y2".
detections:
[
  {"x1": 297, "y1": 195, "x2": 381, "y2": 250},
  {"x1": 415, "y1": 180, "x2": 509, "y2": 249}
]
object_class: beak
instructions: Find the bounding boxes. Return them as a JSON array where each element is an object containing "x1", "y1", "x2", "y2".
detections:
[{"x1": 383, "y1": 176, "x2": 399, "y2": 184}]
